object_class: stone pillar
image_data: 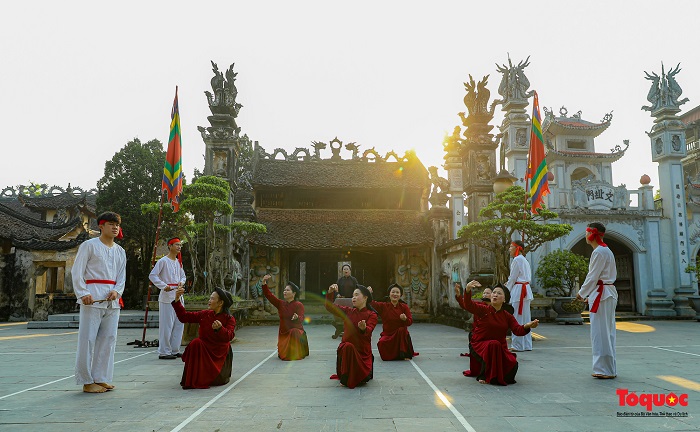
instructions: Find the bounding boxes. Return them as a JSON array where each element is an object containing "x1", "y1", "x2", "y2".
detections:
[
  {"x1": 444, "y1": 143, "x2": 464, "y2": 239},
  {"x1": 428, "y1": 206, "x2": 452, "y2": 315},
  {"x1": 639, "y1": 184, "x2": 655, "y2": 211},
  {"x1": 646, "y1": 75, "x2": 693, "y2": 316},
  {"x1": 501, "y1": 100, "x2": 531, "y2": 188},
  {"x1": 198, "y1": 61, "x2": 243, "y2": 292}
]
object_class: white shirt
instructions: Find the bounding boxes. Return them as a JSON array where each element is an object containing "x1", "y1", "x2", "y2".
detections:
[
  {"x1": 507, "y1": 254, "x2": 533, "y2": 303},
  {"x1": 72, "y1": 237, "x2": 126, "y2": 308},
  {"x1": 149, "y1": 255, "x2": 187, "y2": 303},
  {"x1": 578, "y1": 246, "x2": 617, "y2": 303}
]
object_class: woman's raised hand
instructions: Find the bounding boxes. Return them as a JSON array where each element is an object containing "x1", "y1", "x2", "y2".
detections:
[
  {"x1": 175, "y1": 287, "x2": 185, "y2": 302},
  {"x1": 358, "y1": 320, "x2": 367, "y2": 331},
  {"x1": 328, "y1": 284, "x2": 338, "y2": 294},
  {"x1": 262, "y1": 274, "x2": 271, "y2": 283},
  {"x1": 526, "y1": 319, "x2": 540, "y2": 329},
  {"x1": 464, "y1": 280, "x2": 481, "y2": 293}
]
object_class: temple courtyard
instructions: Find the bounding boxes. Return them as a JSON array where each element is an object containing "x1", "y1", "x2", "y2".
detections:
[{"x1": 1, "y1": 318, "x2": 699, "y2": 432}]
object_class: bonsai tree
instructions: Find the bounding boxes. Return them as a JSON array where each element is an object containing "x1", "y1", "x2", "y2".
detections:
[
  {"x1": 535, "y1": 250, "x2": 589, "y2": 297},
  {"x1": 458, "y1": 185, "x2": 573, "y2": 283}
]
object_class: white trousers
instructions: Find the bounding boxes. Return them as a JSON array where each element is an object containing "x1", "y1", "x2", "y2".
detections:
[
  {"x1": 75, "y1": 305, "x2": 120, "y2": 385},
  {"x1": 158, "y1": 303, "x2": 184, "y2": 355},
  {"x1": 589, "y1": 296, "x2": 617, "y2": 376},
  {"x1": 511, "y1": 299, "x2": 532, "y2": 351}
]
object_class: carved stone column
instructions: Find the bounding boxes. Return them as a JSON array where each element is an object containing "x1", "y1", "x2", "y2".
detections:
[
  {"x1": 644, "y1": 64, "x2": 693, "y2": 316},
  {"x1": 198, "y1": 61, "x2": 244, "y2": 293}
]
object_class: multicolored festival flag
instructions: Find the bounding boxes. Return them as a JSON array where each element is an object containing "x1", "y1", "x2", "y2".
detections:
[
  {"x1": 526, "y1": 91, "x2": 550, "y2": 214},
  {"x1": 163, "y1": 87, "x2": 183, "y2": 212}
]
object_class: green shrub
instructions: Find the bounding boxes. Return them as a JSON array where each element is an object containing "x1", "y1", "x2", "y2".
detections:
[{"x1": 535, "y1": 250, "x2": 589, "y2": 297}]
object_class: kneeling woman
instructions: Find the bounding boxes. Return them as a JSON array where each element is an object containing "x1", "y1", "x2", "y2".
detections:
[
  {"x1": 261, "y1": 274, "x2": 309, "y2": 361},
  {"x1": 455, "y1": 281, "x2": 538, "y2": 385},
  {"x1": 173, "y1": 287, "x2": 236, "y2": 389},
  {"x1": 369, "y1": 284, "x2": 418, "y2": 360},
  {"x1": 325, "y1": 284, "x2": 378, "y2": 388}
]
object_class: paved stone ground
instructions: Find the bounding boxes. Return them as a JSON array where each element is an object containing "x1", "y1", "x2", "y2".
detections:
[{"x1": 1, "y1": 319, "x2": 699, "y2": 431}]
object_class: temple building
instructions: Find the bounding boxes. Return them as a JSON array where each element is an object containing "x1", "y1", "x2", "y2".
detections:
[
  {"x1": 0, "y1": 185, "x2": 97, "y2": 320},
  {"x1": 242, "y1": 139, "x2": 434, "y2": 314},
  {"x1": 524, "y1": 107, "x2": 661, "y2": 314},
  {"x1": 499, "y1": 62, "x2": 697, "y2": 317}
]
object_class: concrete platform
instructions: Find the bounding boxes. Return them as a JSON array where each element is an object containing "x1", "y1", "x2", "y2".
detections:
[
  {"x1": 27, "y1": 310, "x2": 159, "y2": 329},
  {"x1": 2, "y1": 319, "x2": 699, "y2": 431}
]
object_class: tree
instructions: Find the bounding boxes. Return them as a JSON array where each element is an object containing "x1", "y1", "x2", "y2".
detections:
[
  {"x1": 535, "y1": 250, "x2": 589, "y2": 297},
  {"x1": 458, "y1": 185, "x2": 573, "y2": 283},
  {"x1": 180, "y1": 176, "x2": 233, "y2": 292},
  {"x1": 97, "y1": 138, "x2": 166, "y2": 306}
]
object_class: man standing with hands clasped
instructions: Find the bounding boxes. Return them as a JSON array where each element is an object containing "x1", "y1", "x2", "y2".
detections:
[
  {"x1": 72, "y1": 212, "x2": 126, "y2": 393},
  {"x1": 506, "y1": 240, "x2": 533, "y2": 352},
  {"x1": 149, "y1": 237, "x2": 187, "y2": 359},
  {"x1": 576, "y1": 222, "x2": 618, "y2": 379}
]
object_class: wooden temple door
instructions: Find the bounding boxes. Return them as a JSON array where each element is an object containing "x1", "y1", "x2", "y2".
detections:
[{"x1": 614, "y1": 254, "x2": 635, "y2": 312}]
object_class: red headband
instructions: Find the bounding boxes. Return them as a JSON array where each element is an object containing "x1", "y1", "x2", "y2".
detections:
[
  {"x1": 98, "y1": 218, "x2": 123, "y2": 240},
  {"x1": 511, "y1": 242, "x2": 523, "y2": 257},
  {"x1": 586, "y1": 227, "x2": 607, "y2": 247},
  {"x1": 167, "y1": 238, "x2": 183, "y2": 267}
]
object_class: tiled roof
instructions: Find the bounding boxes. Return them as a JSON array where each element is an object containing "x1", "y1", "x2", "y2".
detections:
[
  {"x1": 19, "y1": 192, "x2": 96, "y2": 211},
  {"x1": 252, "y1": 209, "x2": 433, "y2": 249},
  {"x1": 0, "y1": 202, "x2": 84, "y2": 244},
  {"x1": 543, "y1": 116, "x2": 610, "y2": 137},
  {"x1": 0, "y1": 188, "x2": 96, "y2": 251},
  {"x1": 252, "y1": 159, "x2": 429, "y2": 189},
  {"x1": 546, "y1": 145, "x2": 627, "y2": 163},
  {"x1": 13, "y1": 238, "x2": 82, "y2": 251}
]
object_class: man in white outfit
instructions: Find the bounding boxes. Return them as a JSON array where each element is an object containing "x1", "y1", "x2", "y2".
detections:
[
  {"x1": 72, "y1": 212, "x2": 126, "y2": 393},
  {"x1": 506, "y1": 240, "x2": 533, "y2": 352},
  {"x1": 149, "y1": 237, "x2": 186, "y2": 359},
  {"x1": 576, "y1": 222, "x2": 617, "y2": 379}
]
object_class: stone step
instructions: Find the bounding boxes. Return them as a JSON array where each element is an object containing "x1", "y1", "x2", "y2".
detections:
[{"x1": 27, "y1": 310, "x2": 159, "y2": 329}]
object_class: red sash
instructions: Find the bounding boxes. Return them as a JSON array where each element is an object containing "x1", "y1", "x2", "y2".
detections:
[
  {"x1": 589, "y1": 280, "x2": 612, "y2": 313},
  {"x1": 86, "y1": 279, "x2": 116, "y2": 285},
  {"x1": 85, "y1": 280, "x2": 123, "y2": 308},
  {"x1": 167, "y1": 283, "x2": 179, "y2": 286},
  {"x1": 516, "y1": 282, "x2": 529, "y2": 315}
]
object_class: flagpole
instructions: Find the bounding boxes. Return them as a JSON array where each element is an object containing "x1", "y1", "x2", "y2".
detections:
[
  {"x1": 141, "y1": 189, "x2": 166, "y2": 344},
  {"x1": 523, "y1": 91, "x2": 536, "y2": 244},
  {"x1": 139, "y1": 85, "x2": 181, "y2": 346}
]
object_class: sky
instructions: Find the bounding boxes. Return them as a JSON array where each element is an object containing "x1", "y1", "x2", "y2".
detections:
[{"x1": 2, "y1": 1, "x2": 699, "y2": 195}]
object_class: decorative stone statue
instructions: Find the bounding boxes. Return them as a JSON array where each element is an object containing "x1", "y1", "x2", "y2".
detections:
[
  {"x1": 613, "y1": 186, "x2": 629, "y2": 210},
  {"x1": 310, "y1": 140, "x2": 327, "y2": 160},
  {"x1": 428, "y1": 166, "x2": 450, "y2": 208},
  {"x1": 345, "y1": 142, "x2": 361, "y2": 160},
  {"x1": 443, "y1": 126, "x2": 462, "y2": 154},
  {"x1": 458, "y1": 75, "x2": 496, "y2": 135},
  {"x1": 493, "y1": 55, "x2": 535, "y2": 106},
  {"x1": 572, "y1": 180, "x2": 587, "y2": 209},
  {"x1": 642, "y1": 63, "x2": 690, "y2": 113}
]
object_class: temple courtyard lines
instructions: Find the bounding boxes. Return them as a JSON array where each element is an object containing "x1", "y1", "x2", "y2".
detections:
[{"x1": 0, "y1": 321, "x2": 699, "y2": 432}]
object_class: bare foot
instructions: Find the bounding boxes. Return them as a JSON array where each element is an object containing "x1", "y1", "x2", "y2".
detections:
[
  {"x1": 478, "y1": 379, "x2": 487, "y2": 384},
  {"x1": 96, "y1": 382, "x2": 114, "y2": 390},
  {"x1": 83, "y1": 383, "x2": 107, "y2": 393}
]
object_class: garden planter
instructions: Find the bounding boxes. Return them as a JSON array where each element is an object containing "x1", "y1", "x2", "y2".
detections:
[{"x1": 552, "y1": 297, "x2": 585, "y2": 324}]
